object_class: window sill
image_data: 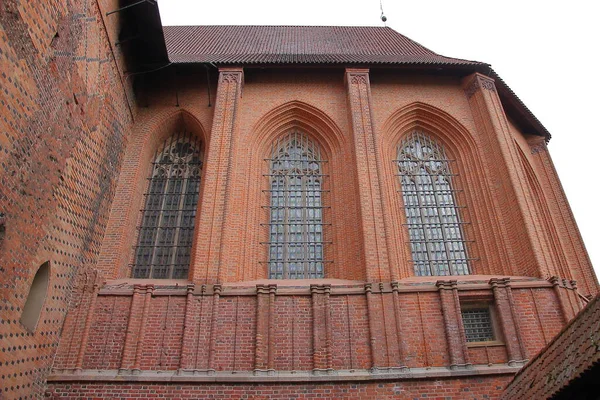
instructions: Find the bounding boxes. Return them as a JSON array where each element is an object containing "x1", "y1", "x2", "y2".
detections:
[{"x1": 466, "y1": 340, "x2": 504, "y2": 348}]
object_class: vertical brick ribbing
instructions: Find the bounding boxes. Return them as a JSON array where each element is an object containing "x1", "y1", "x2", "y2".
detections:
[
  {"x1": 192, "y1": 68, "x2": 243, "y2": 284},
  {"x1": 345, "y1": 68, "x2": 391, "y2": 282},
  {"x1": 180, "y1": 284, "x2": 196, "y2": 371},
  {"x1": 463, "y1": 73, "x2": 545, "y2": 278},
  {"x1": 133, "y1": 285, "x2": 154, "y2": 372},
  {"x1": 207, "y1": 284, "x2": 222, "y2": 372},
  {"x1": 120, "y1": 285, "x2": 145, "y2": 372},
  {"x1": 75, "y1": 278, "x2": 100, "y2": 371},
  {"x1": 391, "y1": 282, "x2": 408, "y2": 369},
  {"x1": 437, "y1": 280, "x2": 469, "y2": 369},
  {"x1": 310, "y1": 284, "x2": 332, "y2": 372},
  {"x1": 364, "y1": 283, "x2": 383, "y2": 370},
  {"x1": 490, "y1": 279, "x2": 524, "y2": 365},
  {"x1": 267, "y1": 285, "x2": 276, "y2": 372},
  {"x1": 254, "y1": 285, "x2": 269, "y2": 372}
]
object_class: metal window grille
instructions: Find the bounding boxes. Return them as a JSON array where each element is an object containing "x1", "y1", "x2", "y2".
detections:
[
  {"x1": 461, "y1": 308, "x2": 495, "y2": 342},
  {"x1": 132, "y1": 131, "x2": 203, "y2": 279},
  {"x1": 396, "y1": 131, "x2": 471, "y2": 276},
  {"x1": 264, "y1": 131, "x2": 328, "y2": 279}
]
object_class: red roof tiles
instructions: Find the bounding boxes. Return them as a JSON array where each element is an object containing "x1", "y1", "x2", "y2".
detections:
[
  {"x1": 501, "y1": 295, "x2": 600, "y2": 399},
  {"x1": 163, "y1": 25, "x2": 484, "y2": 66}
]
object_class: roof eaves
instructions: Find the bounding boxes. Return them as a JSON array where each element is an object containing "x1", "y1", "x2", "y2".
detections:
[{"x1": 487, "y1": 68, "x2": 551, "y2": 141}]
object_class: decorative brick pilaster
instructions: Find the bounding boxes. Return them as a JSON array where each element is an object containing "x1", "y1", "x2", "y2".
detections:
[
  {"x1": 549, "y1": 276, "x2": 573, "y2": 324},
  {"x1": 391, "y1": 282, "x2": 409, "y2": 370},
  {"x1": 74, "y1": 273, "x2": 100, "y2": 371},
  {"x1": 436, "y1": 280, "x2": 470, "y2": 369},
  {"x1": 489, "y1": 278, "x2": 526, "y2": 365},
  {"x1": 345, "y1": 69, "x2": 392, "y2": 282},
  {"x1": 463, "y1": 73, "x2": 546, "y2": 278},
  {"x1": 364, "y1": 283, "x2": 386, "y2": 371},
  {"x1": 254, "y1": 284, "x2": 277, "y2": 375},
  {"x1": 179, "y1": 284, "x2": 197, "y2": 371},
  {"x1": 207, "y1": 284, "x2": 222, "y2": 374},
  {"x1": 311, "y1": 284, "x2": 333, "y2": 374},
  {"x1": 193, "y1": 68, "x2": 244, "y2": 284},
  {"x1": 119, "y1": 284, "x2": 146, "y2": 373},
  {"x1": 132, "y1": 285, "x2": 154, "y2": 373}
]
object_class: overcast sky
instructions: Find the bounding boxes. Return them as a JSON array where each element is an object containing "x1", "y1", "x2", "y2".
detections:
[{"x1": 158, "y1": 0, "x2": 600, "y2": 279}]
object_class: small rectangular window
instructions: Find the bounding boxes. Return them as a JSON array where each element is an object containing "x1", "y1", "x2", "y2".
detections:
[{"x1": 461, "y1": 307, "x2": 495, "y2": 343}]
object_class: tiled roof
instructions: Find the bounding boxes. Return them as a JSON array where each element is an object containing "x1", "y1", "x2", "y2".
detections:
[
  {"x1": 501, "y1": 295, "x2": 600, "y2": 399},
  {"x1": 163, "y1": 25, "x2": 484, "y2": 66},
  {"x1": 160, "y1": 25, "x2": 550, "y2": 140}
]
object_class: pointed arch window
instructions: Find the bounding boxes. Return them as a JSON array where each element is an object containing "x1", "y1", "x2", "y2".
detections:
[
  {"x1": 132, "y1": 132, "x2": 203, "y2": 279},
  {"x1": 266, "y1": 131, "x2": 327, "y2": 279},
  {"x1": 396, "y1": 131, "x2": 470, "y2": 276}
]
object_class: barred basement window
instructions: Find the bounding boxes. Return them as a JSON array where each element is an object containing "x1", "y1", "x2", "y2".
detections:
[
  {"x1": 461, "y1": 307, "x2": 495, "y2": 342},
  {"x1": 132, "y1": 132, "x2": 203, "y2": 279},
  {"x1": 265, "y1": 131, "x2": 328, "y2": 279},
  {"x1": 396, "y1": 131, "x2": 471, "y2": 276}
]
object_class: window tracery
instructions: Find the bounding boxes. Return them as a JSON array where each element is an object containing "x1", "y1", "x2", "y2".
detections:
[
  {"x1": 132, "y1": 131, "x2": 203, "y2": 279},
  {"x1": 265, "y1": 131, "x2": 328, "y2": 279}
]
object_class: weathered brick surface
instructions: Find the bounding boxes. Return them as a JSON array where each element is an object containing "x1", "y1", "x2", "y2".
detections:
[
  {"x1": 2, "y1": 3, "x2": 599, "y2": 398},
  {"x1": 0, "y1": 0, "x2": 132, "y2": 397}
]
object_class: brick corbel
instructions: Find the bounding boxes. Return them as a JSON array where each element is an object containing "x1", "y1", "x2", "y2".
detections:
[
  {"x1": 489, "y1": 278, "x2": 527, "y2": 365},
  {"x1": 436, "y1": 280, "x2": 471, "y2": 370}
]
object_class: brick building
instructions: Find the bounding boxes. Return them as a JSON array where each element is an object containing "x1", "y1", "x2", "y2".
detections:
[{"x1": 1, "y1": 1, "x2": 598, "y2": 399}]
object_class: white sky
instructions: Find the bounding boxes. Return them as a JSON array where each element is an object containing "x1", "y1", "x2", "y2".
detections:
[{"x1": 158, "y1": 0, "x2": 600, "y2": 280}]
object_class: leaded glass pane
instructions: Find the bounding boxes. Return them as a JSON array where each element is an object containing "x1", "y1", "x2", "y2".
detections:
[
  {"x1": 396, "y1": 131, "x2": 470, "y2": 276},
  {"x1": 132, "y1": 131, "x2": 203, "y2": 279},
  {"x1": 267, "y1": 131, "x2": 326, "y2": 279}
]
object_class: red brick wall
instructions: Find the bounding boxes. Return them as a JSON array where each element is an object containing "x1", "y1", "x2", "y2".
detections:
[
  {"x1": 46, "y1": 376, "x2": 514, "y2": 399},
  {"x1": 2, "y1": 4, "x2": 599, "y2": 397},
  {"x1": 52, "y1": 279, "x2": 569, "y2": 376},
  {"x1": 0, "y1": 0, "x2": 132, "y2": 398}
]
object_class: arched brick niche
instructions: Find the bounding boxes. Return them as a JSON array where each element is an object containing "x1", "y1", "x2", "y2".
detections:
[
  {"x1": 20, "y1": 261, "x2": 50, "y2": 332},
  {"x1": 217, "y1": 101, "x2": 365, "y2": 282},
  {"x1": 379, "y1": 102, "x2": 515, "y2": 279},
  {"x1": 97, "y1": 110, "x2": 209, "y2": 280}
]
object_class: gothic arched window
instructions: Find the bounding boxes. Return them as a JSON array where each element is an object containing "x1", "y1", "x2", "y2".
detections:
[
  {"x1": 396, "y1": 131, "x2": 470, "y2": 276},
  {"x1": 132, "y1": 132, "x2": 203, "y2": 279},
  {"x1": 266, "y1": 131, "x2": 327, "y2": 279}
]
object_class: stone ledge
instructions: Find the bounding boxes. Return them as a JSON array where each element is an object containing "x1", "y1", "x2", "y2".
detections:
[{"x1": 49, "y1": 364, "x2": 521, "y2": 383}]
